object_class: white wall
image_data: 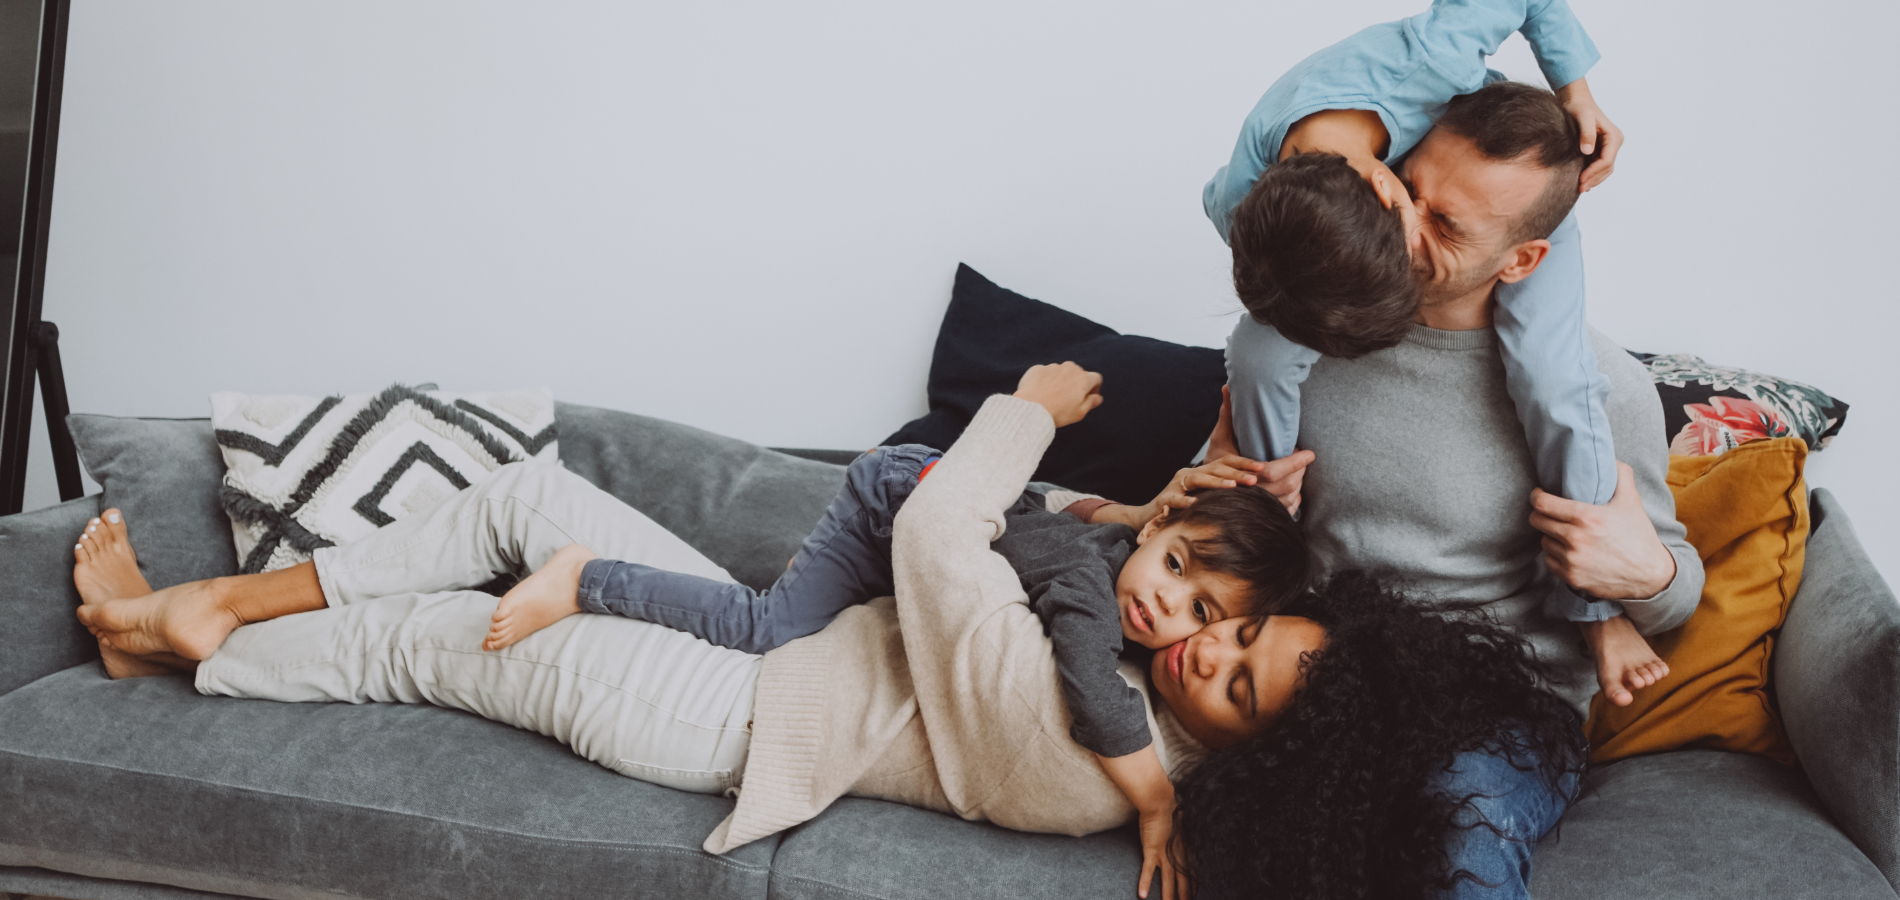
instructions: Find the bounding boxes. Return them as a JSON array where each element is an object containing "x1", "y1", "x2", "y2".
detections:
[{"x1": 26, "y1": 0, "x2": 1897, "y2": 587}]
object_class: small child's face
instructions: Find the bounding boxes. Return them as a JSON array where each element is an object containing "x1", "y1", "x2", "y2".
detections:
[{"x1": 1114, "y1": 519, "x2": 1253, "y2": 649}]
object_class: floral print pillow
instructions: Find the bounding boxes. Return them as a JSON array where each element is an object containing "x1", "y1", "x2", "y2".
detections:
[{"x1": 1629, "y1": 352, "x2": 1848, "y2": 457}]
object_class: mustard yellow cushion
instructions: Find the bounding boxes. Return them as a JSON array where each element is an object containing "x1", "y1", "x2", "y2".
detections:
[{"x1": 1583, "y1": 436, "x2": 1808, "y2": 765}]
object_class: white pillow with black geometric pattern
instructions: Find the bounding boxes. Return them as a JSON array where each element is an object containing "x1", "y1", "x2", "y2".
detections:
[{"x1": 211, "y1": 384, "x2": 558, "y2": 574}]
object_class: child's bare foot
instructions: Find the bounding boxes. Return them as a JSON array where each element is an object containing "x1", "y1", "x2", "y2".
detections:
[
  {"x1": 71, "y1": 509, "x2": 173, "y2": 678},
  {"x1": 76, "y1": 577, "x2": 245, "y2": 663},
  {"x1": 484, "y1": 544, "x2": 596, "y2": 651},
  {"x1": 1580, "y1": 615, "x2": 1670, "y2": 707}
]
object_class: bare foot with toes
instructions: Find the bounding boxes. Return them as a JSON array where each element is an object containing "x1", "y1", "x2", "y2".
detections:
[
  {"x1": 71, "y1": 509, "x2": 174, "y2": 678},
  {"x1": 1581, "y1": 614, "x2": 1670, "y2": 707},
  {"x1": 78, "y1": 577, "x2": 248, "y2": 663},
  {"x1": 74, "y1": 509, "x2": 153, "y2": 603},
  {"x1": 484, "y1": 544, "x2": 596, "y2": 651}
]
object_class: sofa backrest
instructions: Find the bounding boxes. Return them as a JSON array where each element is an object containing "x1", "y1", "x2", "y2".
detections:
[{"x1": 0, "y1": 401, "x2": 845, "y2": 697}]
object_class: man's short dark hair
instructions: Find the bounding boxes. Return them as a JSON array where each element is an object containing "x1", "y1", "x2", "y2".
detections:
[
  {"x1": 1434, "y1": 81, "x2": 1590, "y2": 244},
  {"x1": 1164, "y1": 484, "x2": 1310, "y2": 615},
  {"x1": 1229, "y1": 152, "x2": 1419, "y2": 359}
]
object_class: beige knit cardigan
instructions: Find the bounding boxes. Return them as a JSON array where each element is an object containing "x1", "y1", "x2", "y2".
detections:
[{"x1": 704, "y1": 395, "x2": 1197, "y2": 853}]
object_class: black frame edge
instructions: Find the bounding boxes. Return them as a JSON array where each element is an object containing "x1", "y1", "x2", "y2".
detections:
[{"x1": 0, "y1": 0, "x2": 70, "y2": 515}]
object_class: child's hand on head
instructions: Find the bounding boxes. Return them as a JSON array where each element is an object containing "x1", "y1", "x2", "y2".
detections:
[
  {"x1": 1013, "y1": 361, "x2": 1103, "y2": 426},
  {"x1": 1554, "y1": 77, "x2": 1622, "y2": 191},
  {"x1": 1142, "y1": 456, "x2": 1266, "y2": 522}
]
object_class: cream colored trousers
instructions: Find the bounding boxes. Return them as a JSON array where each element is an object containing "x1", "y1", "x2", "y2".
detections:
[{"x1": 195, "y1": 461, "x2": 762, "y2": 795}]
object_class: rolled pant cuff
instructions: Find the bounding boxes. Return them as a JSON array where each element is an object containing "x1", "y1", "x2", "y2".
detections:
[
  {"x1": 577, "y1": 557, "x2": 617, "y2": 615},
  {"x1": 1548, "y1": 583, "x2": 1623, "y2": 623}
]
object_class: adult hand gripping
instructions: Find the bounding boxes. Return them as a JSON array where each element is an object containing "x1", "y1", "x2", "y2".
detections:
[
  {"x1": 1528, "y1": 462, "x2": 1678, "y2": 601},
  {"x1": 1205, "y1": 385, "x2": 1314, "y2": 516}
]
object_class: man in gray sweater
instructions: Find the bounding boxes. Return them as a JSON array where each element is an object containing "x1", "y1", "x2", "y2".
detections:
[{"x1": 1213, "y1": 86, "x2": 1703, "y2": 897}]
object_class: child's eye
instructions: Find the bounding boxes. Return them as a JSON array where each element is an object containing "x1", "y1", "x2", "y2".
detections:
[
  {"x1": 1192, "y1": 599, "x2": 1208, "y2": 623},
  {"x1": 1167, "y1": 553, "x2": 1182, "y2": 576}
]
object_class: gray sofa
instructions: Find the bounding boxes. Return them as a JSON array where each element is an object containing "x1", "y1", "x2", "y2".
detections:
[{"x1": 1, "y1": 402, "x2": 1896, "y2": 900}]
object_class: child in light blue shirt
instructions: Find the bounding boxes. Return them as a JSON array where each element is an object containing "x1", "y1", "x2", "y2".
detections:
[{"x1": 1206, "y1": 0, "x2": 1669, "y2": 707}]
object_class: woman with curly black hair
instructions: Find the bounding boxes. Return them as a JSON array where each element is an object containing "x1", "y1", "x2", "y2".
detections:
[{"x1": 1158, "y1": 571, "x2": 1589, "y2": 899}]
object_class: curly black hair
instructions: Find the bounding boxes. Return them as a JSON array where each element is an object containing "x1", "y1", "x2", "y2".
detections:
[{"x1": 1173, "y1": 571, "x2": 1586, "y2": 899}]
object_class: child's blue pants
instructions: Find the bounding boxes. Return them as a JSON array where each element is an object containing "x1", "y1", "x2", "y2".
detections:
[{"x1": 574, "y1": 444, "x2": 940, "y2": 655}]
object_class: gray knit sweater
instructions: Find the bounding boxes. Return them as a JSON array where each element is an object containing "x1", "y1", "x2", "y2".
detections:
[{"x1": 1298, "y1": 324, "x2": 1704, "y2": 715}]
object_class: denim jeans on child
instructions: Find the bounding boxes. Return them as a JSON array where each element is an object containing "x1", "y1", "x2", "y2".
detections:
[{"x1": 575, "y1": 444, "x2": 942, "y2": 655}]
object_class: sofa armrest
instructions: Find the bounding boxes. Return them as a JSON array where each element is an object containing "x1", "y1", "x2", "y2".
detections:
[
  {"x1": 1775, "y1": 487, "x2": 1900, "y2": 892},
  {"x1": 0, "y1": 495, "x2": 103, "y2": 696}
]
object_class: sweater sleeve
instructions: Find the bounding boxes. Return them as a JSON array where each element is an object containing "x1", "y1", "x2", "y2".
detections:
[
  {"x1": 1595, "y1": 332, "x2": 1703, "y2": 635},
  {"x1": 889, "y1": 395, "x2": 1137, "y2": 833}
]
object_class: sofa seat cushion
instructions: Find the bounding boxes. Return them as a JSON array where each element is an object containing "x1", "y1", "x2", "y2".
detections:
[
  {"x1": 767, "y1": 796, "x2": 1141, "y2": 900},
  {"x1": 0, "y1": 666, "x2": 777, "y2": 900},
  {"x1": 1531, "y1": 750, "x2": 1894, "y2": 899}
]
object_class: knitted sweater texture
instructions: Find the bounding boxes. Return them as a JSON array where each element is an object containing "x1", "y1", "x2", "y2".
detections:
[
  {"x1": 1298, "y1": 324, "x2": 1704, "y2": 715},
  {"x1": 704, "y1": 396, "x2": 1200, "y2": 853}
]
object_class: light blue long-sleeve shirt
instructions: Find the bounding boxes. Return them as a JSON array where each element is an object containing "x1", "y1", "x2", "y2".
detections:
[
  {"x1": 1212, "y1": 0, "x2": 1622, "y2": 626},
  {"x1": 1202, "y1": 0, "x2": 1599, "y2": 244}
]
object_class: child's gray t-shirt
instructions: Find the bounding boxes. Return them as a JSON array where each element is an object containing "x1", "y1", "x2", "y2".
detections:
[{"x1": 993, "y1": 491, "x2": 1150, "y2": 759}]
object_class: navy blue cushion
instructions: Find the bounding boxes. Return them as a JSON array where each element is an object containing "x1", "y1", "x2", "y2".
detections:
[{"x1": 885, "y1": 264, "x2": 1225, "y2": 504}]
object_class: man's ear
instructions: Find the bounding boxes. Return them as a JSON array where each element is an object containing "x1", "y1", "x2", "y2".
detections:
[
  {"x1": 1368, "y1": 168, "x2": 1411, "y2": 212},
  {"x1": 1495, "y1": 238, "x2": 1552, "y2": 284}
]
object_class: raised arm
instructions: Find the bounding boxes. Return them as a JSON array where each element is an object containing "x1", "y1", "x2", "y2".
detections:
[
  {"x1": 1204, "y1": 0, "x2": 1600, "y2": 243},
  {"x1": 889, "y1": 386, "x2": 1138, "y2": 835},
  {"x1": 1410, "y1": 0, "x2": 1599, "y2": 92}
]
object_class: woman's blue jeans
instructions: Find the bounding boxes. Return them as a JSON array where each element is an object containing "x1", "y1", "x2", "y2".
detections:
[{"x1": 1439, "y1": 735, "x2": 1585, "y2": 899}]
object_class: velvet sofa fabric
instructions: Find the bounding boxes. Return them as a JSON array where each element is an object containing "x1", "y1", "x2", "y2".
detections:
[
  {"x1": 1777, "y1": 488, "x2": 1900, "y2": 888},
  {"x1": 0, "y1": 495, "x2": 99, "y2": 696},
  {"x1": 1530, "y1": 750, "x2": 1895, "y2": 899},
  {"x1": 0, "y1": 667, "x2": 777, "y2": 900},
  {"x1": 3, "y1": 401, "x2": 1897, "y2": 899}
]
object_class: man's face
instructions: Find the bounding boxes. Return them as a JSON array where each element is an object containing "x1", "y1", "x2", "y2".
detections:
[{"x1": 1397, "y1": 128, "x2": 1552, "y2": 304}]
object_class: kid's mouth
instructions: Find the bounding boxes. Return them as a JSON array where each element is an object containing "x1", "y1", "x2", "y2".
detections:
[{"x1": 1129, "y1": 598, "x2": 1155, "y2": 634}]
